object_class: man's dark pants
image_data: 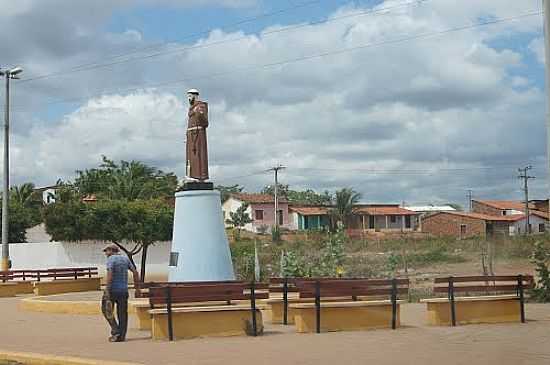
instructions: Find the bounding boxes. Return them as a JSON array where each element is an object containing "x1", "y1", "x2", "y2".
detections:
[{"x1": 102, "y1": 291, "x2": 129, "y2": 340}]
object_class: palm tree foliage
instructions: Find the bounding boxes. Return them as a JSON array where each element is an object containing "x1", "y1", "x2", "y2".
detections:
[
  {"x1": 331, "y1": 188, "x2": 362, "y2": 227},
  {"x1": 74, "y1": 156, "x2": 177, "y2": 200}
]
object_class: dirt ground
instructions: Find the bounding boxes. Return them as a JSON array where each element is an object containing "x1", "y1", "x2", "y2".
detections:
[{"x1": 1, "y1": 296, "x2": 550, "y2": 365}]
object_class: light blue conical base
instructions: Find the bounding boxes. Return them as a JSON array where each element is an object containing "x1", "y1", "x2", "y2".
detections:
[{"x1": 168, "y1": 190, "x2": 235, "y2": 282}]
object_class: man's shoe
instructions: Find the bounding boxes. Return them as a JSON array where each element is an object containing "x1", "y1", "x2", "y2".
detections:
[{"x1": 108, "y1": 335, "x2": 120, "y2": 342}]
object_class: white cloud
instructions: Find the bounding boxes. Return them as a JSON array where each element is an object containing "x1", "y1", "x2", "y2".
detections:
[
  {"x1": 529, "y1": 37, "x2": 545, "y2": 64},
  {"x1": 3, "y1": 0, "x2": 548, "y2": 204}
]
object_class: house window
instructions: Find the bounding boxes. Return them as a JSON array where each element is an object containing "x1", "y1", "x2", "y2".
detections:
[
  {"x1": 539, "y1": 223, "x2": 546, "y2": 233},
  {"x1": 278, "y1": 210, "x2": 284, "y2": 225},
  {"x1": 390, "y1": 215, "x2": 397, "y2": 223},
  {"x1": 460, "y1": 224, "x2": 467, "y2": 237},
  {"x1": 405, "y1": 216, "x2": 411, "y2": 229},
  {"x1": 255, "y1": 210, "x2": 264, "y2": 220}
]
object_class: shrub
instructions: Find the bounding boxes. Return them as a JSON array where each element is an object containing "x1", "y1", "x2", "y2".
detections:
[{"x1": 530, "y1": 241, "x2": 550, "y2": 302}]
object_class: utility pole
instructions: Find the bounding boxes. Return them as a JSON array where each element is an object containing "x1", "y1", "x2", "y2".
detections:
[
  {"x1": 267, "y1": 164, "x2": 286, "y2": 230},
  {"x1": 518, "y1": 166, "x2": 535, "y2": 235},
  {"x1": 0, "y1": 66, "x2": 22, "y2": 272},
  {"x1": 467, "y1": 189, "x2": 473, "y2": 212},
  {"x1": 543, "y1": 0, "x2": 550, "y2": 233}
]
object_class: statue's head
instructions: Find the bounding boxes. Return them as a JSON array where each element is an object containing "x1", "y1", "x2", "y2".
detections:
[{"x1": 187, "y1": 88, "x2": 199, "y2": 105}]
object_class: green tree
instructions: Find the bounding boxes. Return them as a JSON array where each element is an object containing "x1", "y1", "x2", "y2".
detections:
[
  {"x1": 287, "y1": 189, "x2": 333, "y2": 205},
  {"x1": 225, "y1": 203, "x2": 252, "y2": 241},
  {"x1": 215, "y1": 184, "x2": 244, "y2": 203},
  {"x1": 260, "y1": 184, "x2": 289, "y2": 198},
  {"x1": 0, "y1": 200, "x2": 34, "y2": 243},
  {"x1": 43, "y1": 197, "x2": 173, "y2": 281},
  {"x1": 75, "y1": 156, "x2": 177, "y2": 201},
  {"x1": 331, "y1": 188, "x2": 361, "y2": 227},
  {"x1": 530, "y1": 241, "x2": 550, "y2": 302},
  {"x1": 10, "y1": 183, "x2": 43, "y2": 226}
]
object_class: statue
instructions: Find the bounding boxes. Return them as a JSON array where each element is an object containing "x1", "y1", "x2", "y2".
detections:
[
  {"x1": 185, "y1": 88, "x2": 209, "y2": 182},
  {"x1": 169, "y1": 88, "x2": 235, "y2": 282}
]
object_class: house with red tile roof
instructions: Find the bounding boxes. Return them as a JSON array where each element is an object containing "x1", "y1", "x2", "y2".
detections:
[
  {"x1": 422, "y1": 210, "x2": 548, "y2": 238},
  {"x1": 288, "y1": 206, "x2": 332, "y2": 230},
  {"x1": 222, "y1": 193, "x2": 290, "y2": 233},
  {"x1": 350, "y1": 205, "x2": 419, "y2": 232}
]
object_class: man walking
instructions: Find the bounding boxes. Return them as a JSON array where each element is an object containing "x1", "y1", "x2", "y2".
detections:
[{"x1": 102, "y1": 244, "x2": 141, "y2": 342}]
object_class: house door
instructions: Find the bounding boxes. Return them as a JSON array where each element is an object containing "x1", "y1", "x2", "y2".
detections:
[
  {"x1": 278, "y1": 210, "x2": 284, "y2": 225},
  {"x1": 369, "y1": 215, "x2": 375, "y2": 229},
  {"x1": 304, "y1": 216, "x2": 309, "y2": 230},
  {"x1": 405, "y1": 216, "x2": 411, "y2": 229},
  {"x1": 486, "y1": 223, "x2": 494, "y2": 236}
]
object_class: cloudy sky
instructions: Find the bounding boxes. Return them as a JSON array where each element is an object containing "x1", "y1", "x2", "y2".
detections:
[{"x1": 0, "y1": 0, "x2": 548, "y2": 207}]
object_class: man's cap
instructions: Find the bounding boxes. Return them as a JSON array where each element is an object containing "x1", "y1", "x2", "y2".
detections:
[
  {"x1": 102, "y1": 244, "x2": 120, "y2": 253},
  {"x1": 187, "y1": 88, "x2": 199, "y2": 95}
]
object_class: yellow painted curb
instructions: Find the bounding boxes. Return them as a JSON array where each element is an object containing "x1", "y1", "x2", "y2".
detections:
[
  {"x1": 18, "y1": 295, "x2": 141, "y2": 315},
  {"x1": 0, "y1": 350, "x2": 142, "y2": 365}
]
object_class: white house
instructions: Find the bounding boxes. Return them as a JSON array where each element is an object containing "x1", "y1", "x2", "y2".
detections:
[{"x1": 222, "y1": 193, "x2": 290, "y2": 233}]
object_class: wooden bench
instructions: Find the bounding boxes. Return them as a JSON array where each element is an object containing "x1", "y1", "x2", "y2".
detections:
[
  {"x1": 148, "y1": 281, "x2": 268, "y2": 340},
  {"x1": 133, "y1": 280, "x2": 247, "y2": 330},
  {"x1": 291, "y1": 278, "x2": 409, "y2": 333},
  {"x1": 0, "y1": 270, "x2": 39, "y2": 294},
  {"x1": 1, "y1": 267, "x2": 100, "y2": 295},
  {"x1": 421, "y1": 275, "x2": 534, "y2": 326}
]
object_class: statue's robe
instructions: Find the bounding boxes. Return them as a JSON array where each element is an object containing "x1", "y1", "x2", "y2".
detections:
[{"x1": 186, "y1": 101, "x2": 209, "y2": 181}]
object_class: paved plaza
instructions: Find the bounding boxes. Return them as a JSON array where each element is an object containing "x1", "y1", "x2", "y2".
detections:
[{"x1": 1, "y1": 295, "x2": 550, "y2": 364}]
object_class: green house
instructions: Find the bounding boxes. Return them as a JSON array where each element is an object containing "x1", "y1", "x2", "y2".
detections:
[{"x1": 290, "y1": 206, "x2": 331, "y2": 230}]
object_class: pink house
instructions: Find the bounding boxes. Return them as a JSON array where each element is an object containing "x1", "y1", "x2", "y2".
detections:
[{"x1": 222, "y1": 193, "x2": 290, "y2": 233}]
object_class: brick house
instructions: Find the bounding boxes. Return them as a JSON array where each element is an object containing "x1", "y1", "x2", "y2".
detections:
[
  {"x1": 422, "y1": 211, "x2": 549, "y2": 238},
  {"x1": 222, "y1": 193, "x2": 289, "y2": 233},
  {"x1": 471, "y1": 200, "x2": 526, "y2": 216}
]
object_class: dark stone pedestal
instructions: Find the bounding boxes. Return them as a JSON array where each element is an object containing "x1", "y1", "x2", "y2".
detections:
[{"x1": 179, "y1": 181, "x2": 214, "y2": 191}]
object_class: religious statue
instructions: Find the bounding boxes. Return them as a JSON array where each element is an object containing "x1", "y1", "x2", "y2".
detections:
[{"x1": 185, "y1": 88, "x2": 209, "y2": 182}]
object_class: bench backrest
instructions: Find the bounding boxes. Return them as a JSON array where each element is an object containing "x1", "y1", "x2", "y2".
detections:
[
  {"x1": 140, "y1": 280, "x2": 246, "y2": 298},
  {"x1": 295, "y1": 278, "x2": 410, "y2": 300},
  {"x1": 0, "y1": 267, "x2": 98, "y2": 282},
  {"x1": 434, "y1": 275, "x2": 534, "y2": 296},
  {"x1": 269, "y1": 277, "x2": 299, "y2": 294},
  {"x1": 149, "y1": 282, "x2": 269, "y2": 308}
]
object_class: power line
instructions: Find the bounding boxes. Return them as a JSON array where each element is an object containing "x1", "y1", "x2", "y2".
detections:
[
  {"x1": 17, "y1": 0, "x2": 327, "y2": 84},
  {"x1": 8, "y1": 10, "x2": 542, "y2": 113},
  {"x1": 18, "y1": 0, "x2": 427, "y2": 85}
]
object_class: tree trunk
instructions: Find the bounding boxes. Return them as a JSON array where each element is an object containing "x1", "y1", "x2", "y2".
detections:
[
  {"x1": 140, "y1": 244, "x2": 149, "y2": 283},
  {"x1": 112, "y1": 241, "x2": 139, "y2": 271}
]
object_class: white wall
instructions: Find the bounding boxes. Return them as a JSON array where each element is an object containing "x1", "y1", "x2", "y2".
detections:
[
  {"x1": 9, "y1": 241, "x2": 171, "y2": 280},
  {"x1": 222, "y1": 197, "x2": 254, "y2": 232}
]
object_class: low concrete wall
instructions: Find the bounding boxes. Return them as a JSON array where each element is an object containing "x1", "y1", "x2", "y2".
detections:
[
  {"x1": 0, "y1": 283, "x2": 18, "y2": 297},
  {"x1": 33, "y1": 278, "x2": 101, "y2": 296},
  {"x1": 9, "y1": 241, "x2": 171, "y2": 280}
]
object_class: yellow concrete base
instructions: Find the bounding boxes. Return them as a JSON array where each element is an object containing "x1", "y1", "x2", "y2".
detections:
[
  {"x1": 15, "y1": 280, "x2": 35, "y2": 294},
  {"x1": 19, "y1": 295, "x2": 102, "y2": 315},
  {"x1": 151, "y1": 307, "x2": 264, "y2": 340},
  {"x1": 0, "y1": 350, "x2": 141, "y2": 365},
  {"x1": 292, "y1": 301, "x2": 400, "y2": 333},
  {"x1": 423, "y1": 296, "x2": 521, "y2": 326},
  {"x1": 0, "y1": 282, "x2": 18, "y2": 297},
  {"x1": 33, "y1": 278, "x2": 101, "y2": 296},
  {"x1": 268, "y1": 300, "x2": 301, "y2": 324}
]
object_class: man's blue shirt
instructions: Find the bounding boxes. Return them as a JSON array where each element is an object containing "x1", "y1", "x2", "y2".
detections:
[{"x1": 106, "y1": 254, "x2": 133, "y2": 293}]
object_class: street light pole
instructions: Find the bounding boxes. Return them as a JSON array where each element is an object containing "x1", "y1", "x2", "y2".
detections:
[
  {"x1": 544, "y1": 0, "x2": 550, "y2": 230},
  {"x1": 1, "y1": 71, "x2": 9, "y2": 271},
  {"x1": 0, "y1": 66, "x2": 22, "y2": 271}
]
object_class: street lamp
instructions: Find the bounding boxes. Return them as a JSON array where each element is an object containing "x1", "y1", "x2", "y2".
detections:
[{"x1": 0, "y1": 66, "x2": 23, "y2": 271}]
